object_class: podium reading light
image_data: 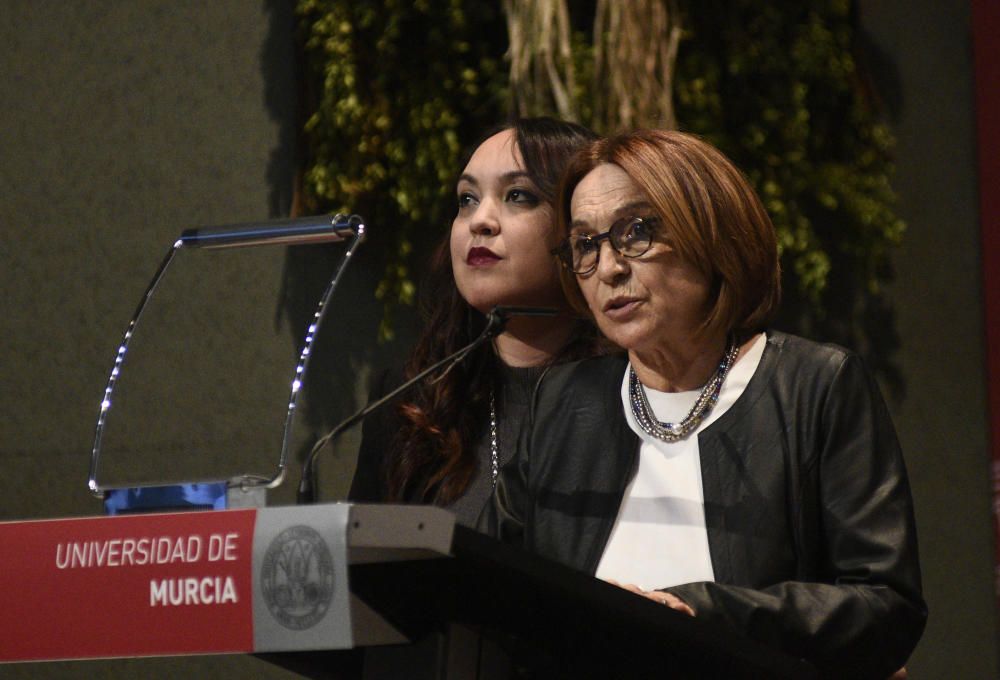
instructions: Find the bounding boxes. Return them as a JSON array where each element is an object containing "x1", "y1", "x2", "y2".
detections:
[{"x1": 88, "y1": 214, "x2": 366, "y2": 514}]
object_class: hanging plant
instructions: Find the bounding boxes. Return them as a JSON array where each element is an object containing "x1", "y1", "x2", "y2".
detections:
[
  {"x1": 671, "y1": 1, "x2": 904, "y2": 329},
  {"x1": 295, "y1": 0, "x2": 903, "y2": 351},
  {"x1": 294, "y1": 0, "x2": 507, "y2": 338}
]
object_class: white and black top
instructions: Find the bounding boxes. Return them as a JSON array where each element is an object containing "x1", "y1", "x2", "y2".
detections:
[{"x1": 595, "y1": 333, "x2": 766, "y2": 590}]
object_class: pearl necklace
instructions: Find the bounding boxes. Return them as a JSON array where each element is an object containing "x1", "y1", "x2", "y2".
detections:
[
  {"x1": 489, "y1": 389, "x2": 499, "y2": 488},
  {"x1": 628, "y1": 339, "x2": 739, "y2": 442}
]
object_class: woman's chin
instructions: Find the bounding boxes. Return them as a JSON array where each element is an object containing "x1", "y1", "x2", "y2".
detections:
[
  {"x1": 596, "y1": 324, "x2": 652, "y2": 354},
  {"x1": 462, "y1": 297, "x2": 512, "y2": 316},
  {"x1": 463, "y1": 291, "x2": 565, "y2": 315}
]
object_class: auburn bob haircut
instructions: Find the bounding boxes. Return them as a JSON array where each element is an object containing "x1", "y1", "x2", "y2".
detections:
[{"x1": 557, "y1": 129, "x2": 781, "y2": 341}]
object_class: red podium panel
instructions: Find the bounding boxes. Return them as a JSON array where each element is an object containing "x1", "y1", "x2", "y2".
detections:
[
  {"x1": 0, "y1": 509, "x2": 257, "y2": 661},
  {"x1": 0, "y1": 503, "x2": 450, "y2": 664}
]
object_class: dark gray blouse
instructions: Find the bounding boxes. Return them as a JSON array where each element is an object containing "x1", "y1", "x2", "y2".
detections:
[{"x1": 446, "y1": 363, "x2": 544, "y2": 527}]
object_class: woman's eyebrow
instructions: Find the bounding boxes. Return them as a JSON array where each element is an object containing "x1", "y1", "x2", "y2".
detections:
[
  {"x1": 613, "y1": 200, "x2": 654, "y2": 217},
  {"x1": 499, "y1": 170, "x2": 532, "y2": 184},
  {"x1": 571, "y1": 201, "x2": 654, "y2": 232},
  {"x1": 457, "y1": 171, "x2": 532, "y2": 187}
]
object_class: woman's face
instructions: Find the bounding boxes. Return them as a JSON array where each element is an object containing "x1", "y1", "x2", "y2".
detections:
[
  {"x1": 569, "y1": 163, "x2": 712, "y2": 355},
  {"x1": 450, "y1": 129, "x2": 565, "y2": 313}
]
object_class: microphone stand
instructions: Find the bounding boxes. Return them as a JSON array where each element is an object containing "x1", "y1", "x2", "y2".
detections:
[{"x1": 296, "y1": 306, "x2": 557, "y2": 504}]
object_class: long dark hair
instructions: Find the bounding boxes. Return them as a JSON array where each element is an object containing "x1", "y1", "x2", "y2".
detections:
[{"x1": 384, "y1": 117, "x2": 601, "y2": 504}]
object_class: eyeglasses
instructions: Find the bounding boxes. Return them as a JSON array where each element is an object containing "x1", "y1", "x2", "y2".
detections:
[{"x1": 552, "y1": 216, "x2": 658, "y2": 275}]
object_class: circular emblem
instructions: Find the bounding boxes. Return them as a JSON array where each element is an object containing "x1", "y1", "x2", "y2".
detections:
[{"x1": 261, "y1": 525, "x2": 335, "y2": 630}]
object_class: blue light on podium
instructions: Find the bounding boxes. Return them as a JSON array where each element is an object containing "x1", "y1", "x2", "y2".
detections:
[{"x1": 103, "y1": 482, "x2": 228, "y2": 515}]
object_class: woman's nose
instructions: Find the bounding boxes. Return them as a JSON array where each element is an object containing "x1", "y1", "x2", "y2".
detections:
[
  {"x1": 469, "y1": 200, "x2": 500, "y2": 236},
  {"x1": 595, "y1": 239, "x2": 629, "y2": 282}
]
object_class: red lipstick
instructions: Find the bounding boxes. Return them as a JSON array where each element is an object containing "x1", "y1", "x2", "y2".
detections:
[{"x1": 467, "y1": 247, "x2": 501, "y2": 266}]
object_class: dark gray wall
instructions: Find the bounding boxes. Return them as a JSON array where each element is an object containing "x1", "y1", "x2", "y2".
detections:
[
  {"x1": 2, "y1": 1, "x2": 297, "y2": 514},
  {"x1": 0, "y1": 1, "x2": 995, "y2": 678},
  {"x1": 2, "y1": 2, "x2": 321, "y2": 677},
  {"x1": 859, "y1": 1, "x2": 999, "y2": 677}
]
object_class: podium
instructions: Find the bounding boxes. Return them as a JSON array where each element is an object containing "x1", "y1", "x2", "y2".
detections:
[
  {"x1": 0, "y1": 504, "x2": 817, "y2": 679},
  {"x1": 343, "y1": 525, "x2": 819, "y2": 680}
]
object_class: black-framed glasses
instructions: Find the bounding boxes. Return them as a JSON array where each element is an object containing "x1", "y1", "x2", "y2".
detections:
[{"x1": 552, "y1": 216, "x2": 658, "y2": 275}]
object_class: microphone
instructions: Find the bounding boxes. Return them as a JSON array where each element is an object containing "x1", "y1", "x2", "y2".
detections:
[
  {"x1": 179, "y1": 213, "x2": 364, "y2": 249},
  {"x1": 296, "y1": 305, "x2": 558, "y2": 504}
]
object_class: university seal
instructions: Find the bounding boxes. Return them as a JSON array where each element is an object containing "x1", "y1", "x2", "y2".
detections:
[{"x1": 261, "y1": 525, "x2": 335, "y2": 630}]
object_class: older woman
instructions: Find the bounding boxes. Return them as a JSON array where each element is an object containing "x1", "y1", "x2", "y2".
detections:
[{"x1": 492, "y1": 130, "x2": 926, "y2": 678}]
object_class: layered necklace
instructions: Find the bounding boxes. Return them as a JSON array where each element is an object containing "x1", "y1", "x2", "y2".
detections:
[{"x1": 628, "y1": 338, "x2": 739, "y2": 442}]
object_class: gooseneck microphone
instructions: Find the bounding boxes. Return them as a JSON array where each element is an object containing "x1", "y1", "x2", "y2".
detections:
[
  {"x1": 296, "y1": 305, "x2": 558, "y2": 504},
  {"x1": 179, "y1": 213, "x2": 364, "y2": 249}
]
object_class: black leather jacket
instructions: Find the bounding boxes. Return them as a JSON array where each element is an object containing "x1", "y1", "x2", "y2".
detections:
[{"x1": 492, "y1": 332, "x2": 926, "y2": 679}]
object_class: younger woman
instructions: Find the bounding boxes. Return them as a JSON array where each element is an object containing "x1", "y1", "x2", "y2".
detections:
[{"x1": 350, "y1": 118, "x2": 601, "y2": 525}]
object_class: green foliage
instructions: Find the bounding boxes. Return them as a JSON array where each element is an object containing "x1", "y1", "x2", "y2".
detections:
[
  {"x1": 296, "y1": 1, "x2": 903, "y2": 337},
  {"x1": 295, "y1": 0, "x2": 507, "y2": 338},
  {"x1": 672, "y1": 0, "x2": 904, "y2": 311}
]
